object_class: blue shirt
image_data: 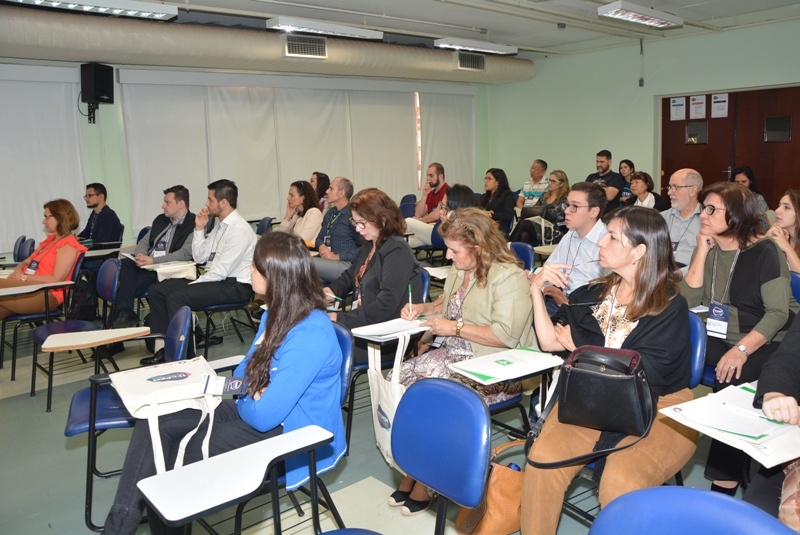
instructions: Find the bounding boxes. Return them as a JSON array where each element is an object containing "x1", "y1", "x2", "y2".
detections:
[
  {"x1": 544, "y1": 219, "x2": 608, "y2": 295},
  {"x1": 235, "y1": 309, "x2": 346, "y2": 490},
  {"x1": 314, "y1": 204, "x2": 361, "y2": 264}
]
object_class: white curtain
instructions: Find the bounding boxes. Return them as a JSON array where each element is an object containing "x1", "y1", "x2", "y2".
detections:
[
  {"x1": 121, "y1": 84, "x2": 210, "y2": 232},
  {"x1": 419, "y1": 93, "x2": 475, "y2": 189},
  {"x1": 207, "y1": 86, "x2": 279, "y2": 221},
  {"x1": 348, "y1": 91, "x2": 417, "y2": 202},
  {"x1": 0, "y1": 80, "x2": 85, "y2": 252}
]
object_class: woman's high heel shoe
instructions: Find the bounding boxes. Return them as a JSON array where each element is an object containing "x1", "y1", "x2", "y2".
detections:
[{"x1": 710, "y1": 482, "x2": 739, "y2": 496}]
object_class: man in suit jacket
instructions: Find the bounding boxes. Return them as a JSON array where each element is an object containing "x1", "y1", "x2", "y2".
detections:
[{"x1": 113, "y1": 185, "x2": 195, "y2": 327}]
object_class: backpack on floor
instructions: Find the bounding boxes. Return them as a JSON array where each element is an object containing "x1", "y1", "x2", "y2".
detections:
[{"x1": 66, "y1": 269, "x2": 98, "y2": 321}]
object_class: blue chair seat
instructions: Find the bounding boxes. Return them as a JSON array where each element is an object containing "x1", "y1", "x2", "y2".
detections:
[
  {"x1": 65, "y1": 383, "x2": 136, "y2": 437},
  {"x1": 33, "y1": 320, "x2": 100, "y2": 345}
]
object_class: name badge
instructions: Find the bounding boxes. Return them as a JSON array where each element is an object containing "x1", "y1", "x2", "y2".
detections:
[
  {"x1": 671, "y1": 241, "x2": 679, "y2": 252},
  {"x1": 706, "y1": 301, "x2": 729, "y2": 339},
  {"x1": 208, "y1": 252, "x2": 216, "y2": 262},
  {"x1": 152, "y1": 251, "x2": 166, "y2": 258},
  {"x1": 26, "y1": 260, "x2": 39, "y2": 275}
]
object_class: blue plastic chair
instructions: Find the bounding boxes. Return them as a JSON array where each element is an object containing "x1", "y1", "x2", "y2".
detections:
[
  {"x1": 31, "y1": 258, "x2": 120, "y2": 412},
  {"x1": 12, "y1": 234, "x2": 26, "y2": 261},
  {"x1": 2, "y1": 252, "x2": 85, "y2": 375},
  {"x1": 136, "y1": 225, "x2": 151, "y2": 243},
  {"x1": 19, "y1": 237, "x2": 35, "y2": 260},
  {"x1": 313, "y1": 378, "x2": 492, "y2": 535},
  {"x1": 256, "y1": 216, "x2": 275, "y2": 235},
  {"x1": 510, "y1": 241, "x2": 535, "y2": 271},
  {"x1": 63, "y1": 305, "x2": 193, "y2": 532},
  {"x1": 791, "y1": 271, "x2": 800, "y2": 302},
  {"x1": 589, "y1": 486, "x2": 794, "y2": 535},
  {"x1": 414, "y1": 220, "x2": 447, "y2": 264}
]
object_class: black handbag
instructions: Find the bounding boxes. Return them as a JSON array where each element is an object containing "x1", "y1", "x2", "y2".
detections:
[{"x1": 526, "y1": 346, "x2": 656, "y2": 469}]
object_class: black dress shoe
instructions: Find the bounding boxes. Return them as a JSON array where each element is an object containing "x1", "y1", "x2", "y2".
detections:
[
  {"x1": 113, "y1": 308, "x2": 141, "y2": 329},
  {"x1": 140, "y1": 349, "x2": 165, "y2": 366},
  {"x1": 710, "y1": 482, "x2": 739, "y2": 496}
]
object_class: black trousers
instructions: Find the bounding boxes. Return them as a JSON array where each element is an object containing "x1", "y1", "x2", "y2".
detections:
[
  {"x1": 147, "y1": 277, "x2": 253, "y2": 335},
  {"x1": 115, "y1": 258, "x2": 160, "y2": 317},
  {"x1": 704, "y1": 335, "x2": 779, "y2": 482}
]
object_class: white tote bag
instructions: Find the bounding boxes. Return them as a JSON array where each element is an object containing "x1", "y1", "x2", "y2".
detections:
[
  {"x1": 110, "y1": 357, "x2": 222, "y2": 473},
  {"x1": 367, "y1": 334, "x2": 411, "y2": 469}
]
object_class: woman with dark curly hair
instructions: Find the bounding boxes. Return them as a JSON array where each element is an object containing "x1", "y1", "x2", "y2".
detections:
[{"x1": 278, "y1": 180, "x2": 322, "y2": 243}]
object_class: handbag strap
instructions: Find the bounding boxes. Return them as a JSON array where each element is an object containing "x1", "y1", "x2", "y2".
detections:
[{"x1": 524, "y1": 371, "x2": 656, "y2": 470}]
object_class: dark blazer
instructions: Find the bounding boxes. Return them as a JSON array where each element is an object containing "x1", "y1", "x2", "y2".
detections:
[
  {"x1": 328, "y1": 235, "x2": 424, "y2": 329},
  {"x1": 553, "y1": 283, "x2": 691, "y2": 396},
  {"x1": 482, "y1": 189, "x2": 516, "y2": 234},
  {"x1": 623, "y1": 192, "x2": 670, "y2": 212},
  {"x1": 755, "y1": 314, "x2": 800, "y2": 407},
  {"x1": 147, "y1": 212, "x2": 196, "y2": 254}
]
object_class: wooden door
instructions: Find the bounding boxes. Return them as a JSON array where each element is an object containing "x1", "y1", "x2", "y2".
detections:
[
  {"x1": 660, "y1": 94, "x2": 737, "y2": 196},
  {"x1": 661, "y1": 86, "x2": 800, "y2": 208}
]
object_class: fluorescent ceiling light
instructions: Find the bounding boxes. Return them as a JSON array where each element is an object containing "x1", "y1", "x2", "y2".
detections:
[
  {"x1": 266, "y1": 16, "x2": 383, "y2": 40},
  {"x1": 12, "y1": 0, "x2": 178, "y2": 20},
  {"x1": 598, "y1": 1, "x2": 683, "y2": 28},
  {"x1": 434, "y1": 37, "x2": 517, "y2": 55}
]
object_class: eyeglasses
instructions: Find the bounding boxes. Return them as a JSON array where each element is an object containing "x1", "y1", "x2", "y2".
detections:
[
  {"x1": 701, "y1": 204, "x2": 726, "y2": 216},
  {"x1": 484, "y1": 176, "x2": 496, "y2": 181},
  {"x1": 548, "y1": 179, "x2": 560, "y2": 184},
  {"x1": 438, "y1": 202, "x2": 450, "y2": 214},
  {"x1": 349, "y1": 217, "x2": 367, "y2": 230},
  {"x1": 83, "y1": 193, "x2": 98, "y2": 199},
  {"x1": 565, "y1": 203, "x2": 591, "y2": 213},
  {"x1": 666, "y1": 184, "x2": 693, "y2": 192}
]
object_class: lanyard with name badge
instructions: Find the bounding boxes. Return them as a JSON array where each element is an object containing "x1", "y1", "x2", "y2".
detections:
[{"x1": 706, "y1": 247, "x2": 740, "y2": 339}]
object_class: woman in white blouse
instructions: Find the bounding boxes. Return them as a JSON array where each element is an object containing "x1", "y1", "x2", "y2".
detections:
[
  {"x1": 279, "y1": 180, "x2": 323, "y2": 244},
  {"x1": 623, "y1": 172, "x2": 669, "y2": 212}
]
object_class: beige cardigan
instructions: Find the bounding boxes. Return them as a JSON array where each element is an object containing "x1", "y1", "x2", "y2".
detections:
[{"x1": 432, "y1": 261, "x2": 536, "y2": 357}]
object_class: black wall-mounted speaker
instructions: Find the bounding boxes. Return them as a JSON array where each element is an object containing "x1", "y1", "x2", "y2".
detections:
[{"x1": 80, "y1": 63, "x2": 114, "y2": 104}]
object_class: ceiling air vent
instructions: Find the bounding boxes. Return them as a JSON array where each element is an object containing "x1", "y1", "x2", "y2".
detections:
[
  {"x1": 283, "y1": 34, "x2": 328, "y2": 59},
  {"x1": 457, "y1": 52, "x2": 485, "y2": 71}
]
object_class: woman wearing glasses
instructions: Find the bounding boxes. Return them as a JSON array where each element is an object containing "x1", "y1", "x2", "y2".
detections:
[
  {"x1": 394, "y1": 208, "x2": 534, "y2": 515},
  {"x1": 522, "y1": 206, "x2": 697, "y2": 535},
  {"x1": 622, "y1": 171, "x2": 670, "y2": 211},
  {"x1": 480, "y1": 168, "x2": 516, "y2": 236},
  {"x1": 0, "y1": 199, "x2": 87, "y2": 320},
  {"x1": 510, "y1": 170, "x2": 570, "y2": 245},
  {"x1": 681, "y1": 181, "x2": 798, "y2": 496},
  {"x1": 324, "y1": 188, "x2": 424, "y2": 339},
  {"x1": 278, "y1": 180, "x2": 323, "y2": 244},
  {"x1": 404, "y1": 184, "x2": 479, "y2": 248}
]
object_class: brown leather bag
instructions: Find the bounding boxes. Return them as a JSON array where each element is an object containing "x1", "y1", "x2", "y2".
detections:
[{"x1": 454, "y1": 439, "x2": 525, "y2": 535}]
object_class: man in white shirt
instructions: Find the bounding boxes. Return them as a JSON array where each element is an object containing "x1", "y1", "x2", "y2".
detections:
[
  {"x1": 142, "y1": 179, "x2": 256, "y2": 365},
  {"x1": 539, "y1": 182, "x2": 608, "y2": 316},
  {"x1": 660, "y1": 168, "x2": 703, "y2": 275},
  {"x1": 516, "y1": 159, "x2": 548, "y2": 208}
]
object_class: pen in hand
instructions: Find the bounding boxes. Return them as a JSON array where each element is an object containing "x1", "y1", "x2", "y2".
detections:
[{"x1": 408, "y1": 284, "x2": 413, "y2": 316}]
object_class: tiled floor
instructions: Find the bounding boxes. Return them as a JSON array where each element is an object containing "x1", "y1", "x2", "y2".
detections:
[{"x1": 0, "y1": 308, "x2": 722, "y2": 535}]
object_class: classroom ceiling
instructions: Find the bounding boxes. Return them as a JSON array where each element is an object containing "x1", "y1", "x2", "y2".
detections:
[{"x1": 167, "y1": 0, "x2": 800, "y2": 57}]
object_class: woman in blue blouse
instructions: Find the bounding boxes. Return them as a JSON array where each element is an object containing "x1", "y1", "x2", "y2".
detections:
[{"x1": 102, "y1": 231, "x2": 346, "y2": 534}]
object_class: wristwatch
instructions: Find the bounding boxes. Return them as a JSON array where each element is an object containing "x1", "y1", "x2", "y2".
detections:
[
  {"x1": 737, "y1": 344, "x2": 750, "y2": 357},
  {"x1": 455, "y1": 320, "x2": 464, "y2": 337}
]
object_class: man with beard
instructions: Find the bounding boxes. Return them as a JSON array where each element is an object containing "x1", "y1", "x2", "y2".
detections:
[
  {"x1": 661, "y1": 168, "x2": 703, "y2": 275},
  {"x1": 413, "y1": 162, "x2": 449, "y2": 223},
  {"x1": 141, "y1": 179, "x2": 256, "y2": 365},
  {"x1": 78, "y1": 182, "x2": 123, "y2": 247},
  {"x1": 585, "y1": 149, "x2": 625, "y2": 213}
]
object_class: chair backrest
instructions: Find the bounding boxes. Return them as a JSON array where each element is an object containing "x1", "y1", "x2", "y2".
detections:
[
  {"x1": 12, "y1": 235, "x2": 26, "y2": 261},
  {"x1": 19, "y1": 238, "x2": 35, "y2": 260},
  {"x1": 256, "y1": 217, "x2": 274, "y2": 236},
  {"x1": 96, "y1": 258, "x2": 121, "y2": 303},
  {"x1": 399, "y1": 203, "x2": 416, "y2": 218},
  {"x1": 688, "y1": 312, "x2": 706, "y2": 389},
  {"x1": 332, "y1": 322, "x2": 354, "y2": 407},
  {"x1": 69, "y1": 252, "x2": 86, "y2": 282},
  {"x1": 117, "y1": 224, "x2": 125, "y2": 243},
  {"x1": 399, "y1": 193, "x2": 416, "y2": 206},
  {"x1": 791, "y1": 271, "x2": 800, "y2": 303},
  {"x1": 420, "y1": 268, "x2": 430, "y2": 303},
  {"x1": 392, "y1": 378, "x2": 491, "y2": 509},
  {"x1": 136, "y1": 226, "x2": 151, "y2": 242},
  {"x1": 430, "y1": 220, "x2": 446, "y2": 249},
  {"x1": 589, "y1": 486, "x2": 795, "y2": 535},
  {"x1": 510, "y1": 241, "x2": 535, "y2": 271},
  {"x1": 164, "y1": 306, "x2": 193, "y2": 362}
]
